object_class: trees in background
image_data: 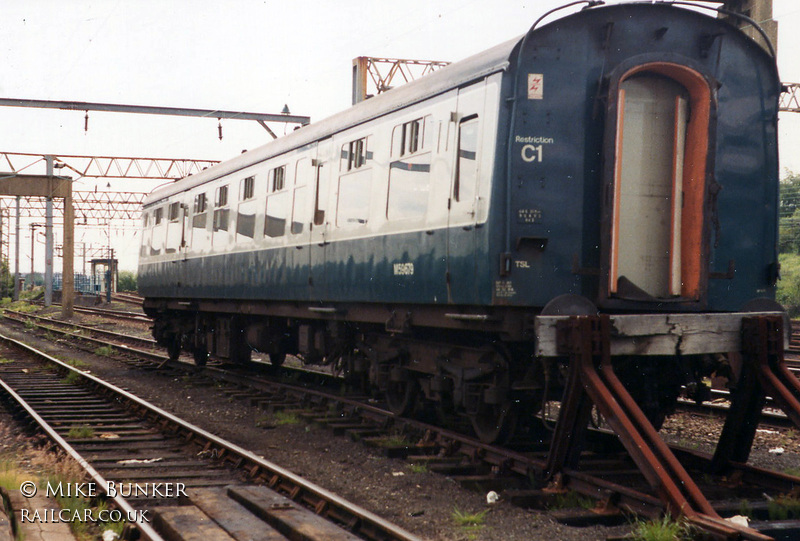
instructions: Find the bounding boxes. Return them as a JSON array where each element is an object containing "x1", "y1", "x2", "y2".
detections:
[
  {"x1": 117, "y1": 271, "x2": 137, "y2": 292},
  {"x1": 779, "y1": 171, "x2": 800, "y2": 314}
]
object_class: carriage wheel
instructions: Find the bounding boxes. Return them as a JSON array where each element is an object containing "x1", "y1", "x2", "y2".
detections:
[
  {"x1": 193, "y1": 347, "x2": 208, "y2": 367},
  {"x1": 470, "y1": 399, "x2": 517, "y2": 444},
  {"x1": 385, "y1": 376, "x2": 419, "y2": 416},
  {"x1": 166, "y1": 334, "x2": 181, "y2": 361},
  {"x1": 469, "y1": 344, "x2": 518, "y2": 443},
  {"x1": 269, "y1": 352, "x2": 286, "y2": 367}
]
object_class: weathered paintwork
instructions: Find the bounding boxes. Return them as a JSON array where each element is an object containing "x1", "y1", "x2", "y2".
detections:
[
  {"x1": 503, "y1": 4, "x2": 780, "y2": 311},
  {"x1": 140, "y1": 225, "x2": 494, "y2": 306},
  {"x1": 139, "y1": 3, "x2": 780, "y2": 316}
]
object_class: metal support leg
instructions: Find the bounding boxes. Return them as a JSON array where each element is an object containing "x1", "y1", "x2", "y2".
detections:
[
  {"x1": 547, "y1": 316, "x2": 714, "y2": 517},
  {"x1": 544, "y1": 315, "x2": 775, "y2": 540},
  {"x1": 544, "y1": 319, "x2": 595, "y2": 480},
  {"x1": 712, "y1": 351, "x2": 768, "y2": 471},
  {"x1": 713, "y1": 313, "x2": 800, "y2": 473}
]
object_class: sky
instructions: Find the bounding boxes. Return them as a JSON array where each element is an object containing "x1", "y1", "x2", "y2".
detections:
[{"x1": 1, "y1": 0, "x2": 799, "y2": 273}]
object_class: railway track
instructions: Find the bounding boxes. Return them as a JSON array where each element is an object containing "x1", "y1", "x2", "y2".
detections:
[
  {"x1": 0, "y1": 331, "x2": 421, "y2": 541},
  {"x1": 12, "y1": 307, "x2": 800, "y2": 433},
  {"x1": 5, "y1": 309, "x2": 159, "y2": 357},
  {"x1": 31, "y1": 300, "x2": 150, "y2": 325},
  {"x1": 66, "y1": 304, "x2": 150, "y2": 325},
  {"x1": 4, "y1": 308, "x2": 800, "y2": 539},
  {"x1": 112, "y1": 292, "x2": 144, "y2": 307}
]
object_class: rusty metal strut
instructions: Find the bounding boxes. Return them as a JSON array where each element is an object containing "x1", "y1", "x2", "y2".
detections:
[
  {"x1": 545, "y1": 315, "x2": 774, "y2": 540},
  {"x1": 547, "y1": 315, "x2": 713, "y2": 517},
  {"x1": 715, "y1": 315, "x2": 800, "y2": 471}
]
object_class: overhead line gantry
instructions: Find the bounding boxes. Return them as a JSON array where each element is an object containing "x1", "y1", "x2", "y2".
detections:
[{"x1": 0, "y1": 98, "x2": 309, "y2": 140}]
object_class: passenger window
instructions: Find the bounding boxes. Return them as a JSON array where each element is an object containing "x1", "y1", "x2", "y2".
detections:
[
  {"x1": 236, "y1": 178, "x2": 257, "y2": 241},
  {"x1": 291, "y1": 187, "x2": 307, "y2": 234},
  {"x1": 291, "y1": 159, "x2": 313, "y2": 234},
  {"x1": 168, "y1": 202, "x2": 181, "y2": 222},
  {"x1": 213, "y1": 209, "x2": 229, "y2": 232},
  {"x1": 387, "y1": 155, "x2": 431, "y2": 220},
  {"x1": 313, "y1": 163, "x2": 328, "y2": 226},
  {"x1": 341, "y1": 137, "x2": 370, "y2": 171},
  {"x1": 215, "y1": 185, "x2": 228, "y2": 207},
  {"x1": 270, "y1": 166, "x2": 286, "y2": 192},
  {"x1": 265, "y1": 191, "x2": 289, "y2": 237},
  {"x1": 454, "y1": 116, "x2": 479, "y2": 203},
  {"x1": 240, "y1": 176, "x2": 255, "y2": 200},
  {"x1": 213, "y1": 185, "x2": 229, "y2": 232},
  {"x1": 193, "y1": 193, "x2": 207, "y2": 214},
  {"x1": 337, "y1": 175, "x2": 370, "y2": 227},
  {"x1": 236, "y1": 208, "x2": 255, "y2": 239},
  {"x1": 154, "y1": 207, "x2": 163, "y2": 225},
  {"x1": 192, "y1": 193, "x2": 207, "y2": 229},
  {"x1": 402, "y1": 118, "x2": 423, "y2": 156}
]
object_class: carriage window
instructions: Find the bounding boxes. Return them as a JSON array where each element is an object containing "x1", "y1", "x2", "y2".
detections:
[
  {"x1": 388, "y1": 154, "x2": 431, "y2": 220},
  {"x1": 143, "y1": 212, "x2": 149, "y2": 228},
  {"x1": 154, "y1": 207, "x2": 163, "y2": 225},
  {"x1": 403, "y1": 118, "x2": 422, "y2": 156},
  {"x1": 265, "y1": 191, "x2": 289, "y2": 237},
  {"x1": 236, "y1": 208, "x2": 255, "y2": 239},
  {"x1": 212, "y1": 185, "x2": 229, "y2": 232},
  {"x1": 192, "y1": 193, "x2": 207, "y2": 229},
  {"x1": 342, "y1": 137, "x2": 370, "y2": 171},
  {"x1": 168, "y1": 202, "x2": 181, "y2": 222},
  {"x1": 270, "y1": 166, "x2": 286, "y2": 192},
  {"x1": 213, "y1": 208, "x2": 229, "y2": 231},
  {"x1": 290, "y1": 159, "x2": 314, "y2": 234},
  {"x1": 313, "y1": 163, "x2": 328, "y2": 226},
  {"x1": 215, "y1": 185, "x2": 228, "y2": 207},
  {"x1": 193, "y1": 193, "x2": 207, "y2": 214},
  {"x1": 337, "y1": 175, "x2": 370, "y2": 227},
  {"x1": 240, "y1": 176, "x2": 255, "y2": 200},
  {"x1": 454, "y1": 116, "x2": 479, "y2": 203},
  {"x1": 291, "y1": 187, "x2": 306, "y2": 234},
  {"x1": 392, "y1": 118, "x2": 427, "y2": 157}
]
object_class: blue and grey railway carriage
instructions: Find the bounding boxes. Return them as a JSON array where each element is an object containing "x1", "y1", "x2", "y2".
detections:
[{"x1": 140, "y1": 2, "x2": 782, "y2": 443}]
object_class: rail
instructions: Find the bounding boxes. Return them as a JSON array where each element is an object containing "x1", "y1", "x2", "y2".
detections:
[
  {"x1": 0, "y1": 332, "x2": 423, "y2": 541},
  {"x1": 5, "y1": 310, "x2": 800, "y2": 539}
]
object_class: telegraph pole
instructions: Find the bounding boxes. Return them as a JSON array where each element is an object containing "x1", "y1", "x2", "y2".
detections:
[
  {"x1": 13, "y1": 197, "x2": 19, "y2": 301},
  {"x1": 44, "y1": 155, "x2": 54, "y2": 307},
  {"x1": 29, "y1": 223, "x2": 39, "y2": 289}
]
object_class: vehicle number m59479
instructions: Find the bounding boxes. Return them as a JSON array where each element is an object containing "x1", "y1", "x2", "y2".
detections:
[{"x1": 393, "y1": 262, "x2": 415, "y2": 276}]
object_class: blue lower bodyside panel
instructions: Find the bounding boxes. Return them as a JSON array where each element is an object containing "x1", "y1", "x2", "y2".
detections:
[{"x1": 139, "y1": 228, "x2": 495, "y2": 307}]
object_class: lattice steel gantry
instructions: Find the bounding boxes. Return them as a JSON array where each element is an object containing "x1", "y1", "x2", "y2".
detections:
[
  {"x1": 352, "y1": 57, "x2": 450, "y2": 104},
  {"x1": 0, "y1": 152, "x2": 219, "y2": 181},
  {"x1": 781, "y1": 83, "x2": 800, "y2": 113}
]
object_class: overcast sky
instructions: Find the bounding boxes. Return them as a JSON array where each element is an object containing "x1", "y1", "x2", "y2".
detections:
[{"x1": 1, "y1": 1, "x2": 799, "y2": 272}]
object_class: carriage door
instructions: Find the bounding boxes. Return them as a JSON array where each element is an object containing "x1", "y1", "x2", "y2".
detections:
[
  {"x1": 446, "y1": 81, "x2": 487, "y2": 303},
  {"x1": 309, "y1": 138, "x2": 333, "y2": 300},
  {"x1": 608, "y1": 67, "x2": 709, "y2": 302},
  {"x1": 165, "y1": 201, "x2": 187, "y2": 256}
]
